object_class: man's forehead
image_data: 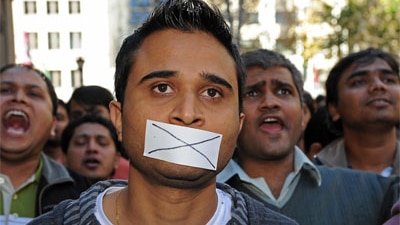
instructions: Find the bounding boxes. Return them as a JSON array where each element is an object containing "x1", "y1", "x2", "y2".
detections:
[
  {"x1": 74, "y1": 123, "x2": 110, "y2": 135},
  {"x1": 246, "y1": 66, "x2": 294, "y2": 82},
  {"x1": 1, "y1": 69, "x2": 47, "y2": 87}
]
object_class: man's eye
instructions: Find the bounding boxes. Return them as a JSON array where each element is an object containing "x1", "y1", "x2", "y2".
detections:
[
  {"x1": 199, "y1": 88, "x2": 222, "y2": 98},
  {"x1": 202, "y1": 88, "x2": 221, "y2": 98},
  {"x1": 277, "y1": 88, "x2": 291, "y2": 96},
  {"x1": 244, "y1": 90, "x2": 258, "y2": 97},
  {"x1": 153, "y1": 83, "x2": 172, "y2": 94},
  {"x1": 382, "y1": 76, "x2": 399, "y2": 84},
  {"x1": 0, "y1": 87, "x2": 12, "y2": 94},
  {"x1": 350, "y1": 79, "x2": 365, "y2": 87},
  {"x1": 73, "y1": 138, "x2": 87, "y2": 146},
  {"x1": 28, "y1": 91, "x2": 42, "y2": 98},
  {"x1": 97, "y1": 139, "x2": 111, "y2": 147}
]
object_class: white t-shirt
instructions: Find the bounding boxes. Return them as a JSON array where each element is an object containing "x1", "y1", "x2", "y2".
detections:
[{"x1": 94, "y1": 187, "x2": 232, "y2": 225}]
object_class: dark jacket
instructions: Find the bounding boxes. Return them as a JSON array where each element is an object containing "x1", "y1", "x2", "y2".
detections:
[
  {"x1": 316, "y1": 138, "x2": 400, "y2": 176},
  {"x1": 225, "y1": 165, "x2": 399, "y2": 225},
  {"x1": 36, "y1": 153, "x2": 91, "y2": 216},
  {"x1": 28, "y1": 180, "x2": 298, "y2": 225}
]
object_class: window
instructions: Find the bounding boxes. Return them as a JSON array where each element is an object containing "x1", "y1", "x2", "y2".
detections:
[
  {"x1": 26, "y1": 32, "x2": 38, "y2": 49},
  {"x1": 71, "y1": 70, "x2": 82, "y2": 87},
  {"x1": 49, "y1": 70, "x2": 61, "y2": 87},
  {"x1": 69, "y1": 32, "x2": 82, "y2": 49},
  {"x1": 130, "y1": 0, "x2": 150, "y2": 7},
  {"x1": 48, "y1": 32, "x2": 60, "y2": 49},
  {"x1": 69, "y1": 1, "x2": 80, "y2": 14},
  {"x1": 130, "y1": 12, "x2": 149, "y2": 25},
  {"x1": 47, "y1": 1, "x2": 59, "y2": 14},
  {"x1": 247, "y1": 12, "x2": 259, "y2": 24},
  {"x1": 24, "y1": 1, "x2": 37, "y2": 14}
]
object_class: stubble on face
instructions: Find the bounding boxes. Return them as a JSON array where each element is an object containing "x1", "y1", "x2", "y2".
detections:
[
  {"x1": 237, "y1": 66, "x2": 304, "y2": 162},
  {"x1": 332, "y1": 59, "x2": 400, "y2": 131},
  {"x1": 110, "y1": 29, "x2": 243, "y2": 189}
]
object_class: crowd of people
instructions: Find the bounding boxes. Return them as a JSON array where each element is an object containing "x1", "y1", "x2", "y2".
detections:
[{"x1": 0, "y1": 0, "x2": 399, "y2": 224}]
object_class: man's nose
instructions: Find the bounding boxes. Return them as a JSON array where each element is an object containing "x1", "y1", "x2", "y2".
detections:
[
  {"x1": 259, "y1": 91, "x2": 280, "y2": 111},
  {"x1": 169, "y1": 93, "x2": 205, "y2": 126}
]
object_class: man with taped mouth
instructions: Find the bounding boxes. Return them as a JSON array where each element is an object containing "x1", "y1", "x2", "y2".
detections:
[
  {"x1": 27, "y1": 0, "x2": 298, "y2": 224},
  {"x1": 0, "y1": 64, "x2": 90, "y2": 224}
]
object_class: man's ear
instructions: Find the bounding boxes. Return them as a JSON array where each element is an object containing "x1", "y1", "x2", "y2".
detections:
[
  {"x1": 50, "y1": 117, "x2": 57, "y2": 138},
  {"x1": 301, "y1": 103, "x2": 307, "y2": 131},
  {"x1": 110, "y1": 101, "x2": 123, "y2": 141},
  {"x1": 238, "y1": 112, "x2": 245, "y2": 133},
  {"x1": 328, "y1": 103, "x2": 341, "y2": 122},
  {"x1": 114, "y1": 152, "x2": 121, "y2": 170}
]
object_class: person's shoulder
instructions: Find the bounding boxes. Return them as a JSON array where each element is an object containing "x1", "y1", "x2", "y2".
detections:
[
  {"x1": 317, "y1": 166, "x2": 400, "y2": 189},
  {"x1": 218, "y1": 183, "x2": 298, "y2": 225},
  {"x1": 29, "y1": 180, "x2": 128, "y2": 225},
  {"x1": 240, "y1": 191, "x2": 298, "y2": 224},
  {"x1": 27, "y1": 199, "x2": 72, "y2": 225},
  {"x1": 244, "y1": 194, "x2": 298, "y2": 224}
]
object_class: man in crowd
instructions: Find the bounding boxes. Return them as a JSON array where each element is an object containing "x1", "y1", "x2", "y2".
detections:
[
  {"x1": 62, "y1": 114, "x2": 120, "y2": 184},
  {"x1": 315, "y1": 48, "x2": 400, "y2": 176},
  {"x1": 67, "y1": 85, "x2": 129, "y2": 179},
  {"x1": 28, "y1": 1, "x2": 297, "y2": 224},
  {"x1": 0, "y1": 64, "x2": 90, "y2": 224},
  {"x1": 217, "y1": 49, "x2": 399, "y2": 225},
  {"x1": 43, "y1": 99, "x2": 69, "y2": 164}
]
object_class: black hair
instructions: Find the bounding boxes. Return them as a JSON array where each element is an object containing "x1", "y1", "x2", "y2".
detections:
[
  {"x1": 0, "y1": 63, "x2": 58, "y2": 116},
  {"x1": 240, "y1": 49, "x2": 304, "y2": 104},
  {"x1": 303, "y1": 107, "x2": 341, "y2": 154},
  {"x1": 61, "y1": 113, "x2": 120, "y2": 154},
  {"x1": 114, "y1": 0, "x2": 245, "y2": 112},
  {"x1": 303, "y1": 91, "x2": 315, "y2": 114},
  {"x1": 67, "y1": 85, "x2": 114, "y2": 113}
]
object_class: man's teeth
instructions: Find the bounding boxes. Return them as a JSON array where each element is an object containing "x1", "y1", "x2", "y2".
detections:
[
  {"x1": 5, "y1": 110, "x2": 28, "y2": 121},
  {"x1": 264, "y1": 118, "x2": 278, "y2": 123}
]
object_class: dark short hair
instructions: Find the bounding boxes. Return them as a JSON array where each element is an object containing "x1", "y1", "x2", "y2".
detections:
[
  {"x1": 325, "y1": 48, "x2": 400, "y2": 133},
  {"x1": 240, "y1": 49, "x2": 304, "y2": 104},
  {"x1": 57, "y1": 98, "x2": 67, "y2": 110},
  {"x1": 304, "y1": 107, "x2": 341, "y2": 153},
  {"x1": 0, "y1": 64, "x2": 58, "y2": 116},
  {"x1": 67, "y1": 85, "x2": 114, "y2": 113},
  {"x1": 303, "y1": 91, "x2": 315, "y2": 114},
  {"x1": 61, "y1": 114, "x2": 120, "y2": 154},
  {"x1": 114, "y1": 0, "x2": 245, "y2": 112}
]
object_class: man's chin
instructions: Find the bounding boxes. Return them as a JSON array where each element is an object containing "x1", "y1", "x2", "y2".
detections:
[{"x1": 155, "y1": 166, "x2": 215, "y2": 189}]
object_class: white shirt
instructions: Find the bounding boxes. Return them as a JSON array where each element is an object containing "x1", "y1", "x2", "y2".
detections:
[{"x1": 94, "y1": 187, "x2": 232, "y2": 225}]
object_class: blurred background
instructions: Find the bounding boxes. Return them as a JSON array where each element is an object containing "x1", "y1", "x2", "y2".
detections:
[{"x1": 1, "y1": 0, "x2": 399, "y2": 101}]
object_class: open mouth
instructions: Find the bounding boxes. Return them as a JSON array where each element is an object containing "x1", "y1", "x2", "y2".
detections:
[
  {"x1": 3, "y1": 110, "x2": 30, "y2": 135},
  {"x1": 260, "y1": 117, "x2": 283, "y2": 133},
  {"x1": 368, "y1": 98, "x2": 390, "y2": 107},
  {"x1": 83, "y1": 158, "x2": 101, "y2": 169}
]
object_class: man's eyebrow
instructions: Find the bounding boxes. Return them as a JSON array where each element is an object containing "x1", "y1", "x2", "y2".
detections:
[
  {"x1": 139, "y1": 70, "x2": 177, "y2": 84},
  {"x1": 245, "y1": 80, "x2": 265, "y2": 90},
  {"x1": 347, "y1": 68, "x2": 397, "y2": 80},
  {"x1": 271, "y1": 79, "x2": 292, "y2": 88},
  {"x1": 201, "y1": 72, "x2": 233, "y2": 90}
]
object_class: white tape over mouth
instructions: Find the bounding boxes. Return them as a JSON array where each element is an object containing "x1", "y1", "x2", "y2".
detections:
[{"x1": 144, "y1": 119, "x2": 222, "y2": 171}]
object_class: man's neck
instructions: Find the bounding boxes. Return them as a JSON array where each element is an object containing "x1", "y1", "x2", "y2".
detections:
[
  {"x1": 238, "y1": 151, "x2": 294, "y2": 199},
  {"x1": 343, "y1": 128, "x2": 397, "y2": 173},
  {"x1": 0, "y1": 157, "x2": 40, "y2": 189},
  {"x1": 105, "y1": 168, "x2": 219, "y2": 225}
]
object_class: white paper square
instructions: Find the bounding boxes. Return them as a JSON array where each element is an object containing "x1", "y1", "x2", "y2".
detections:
[{"x1": 144, "y1": 120, "x2": 222, "y2": 170}]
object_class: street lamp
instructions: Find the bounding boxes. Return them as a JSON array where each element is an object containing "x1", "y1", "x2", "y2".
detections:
[{"x1": 76, "y1": 57, "x2": 85, "y2": 86}]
